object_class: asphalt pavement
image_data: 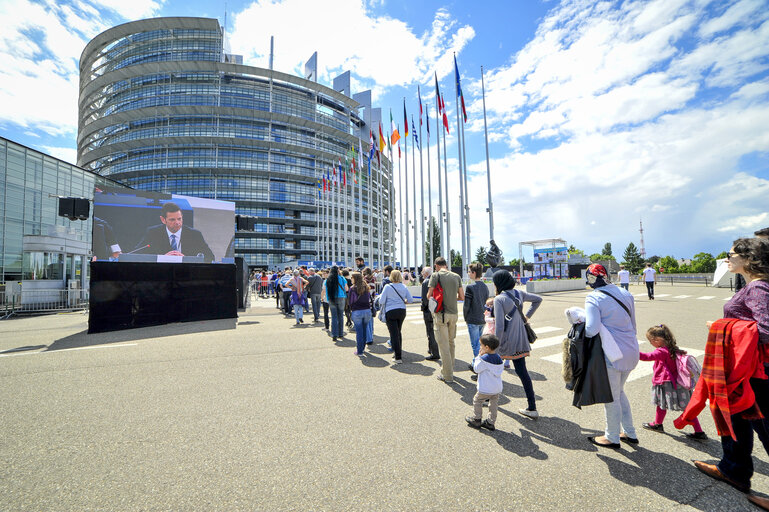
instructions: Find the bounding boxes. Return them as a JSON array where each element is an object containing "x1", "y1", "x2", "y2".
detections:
[{"x1": 1, "y1": 282, "x2": 766, "y2": 511}]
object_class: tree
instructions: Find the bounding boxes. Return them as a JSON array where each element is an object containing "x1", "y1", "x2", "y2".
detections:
[
  {"x1": 424, "y1": 217, "x2": 441, "y2": 263},
  {"x1": 656, "y1": 256, "x2": 679, "y2": 272},
  {"x1": 691, "y1": 252, "x2": 717, "y2": 273},
  {"x1": 602, "y1": 242, "x2": 613, "y2": 257},
  {"x1": 716, "y1": 250, "x2": 728, "y2": 260},
  {"x1": 568, "y1": 245, "x2": 586, "y2": 257},
  {"x1": 590, "y1": 253, "x2": 615, "y2": 262},
  {"x1": 508, "y1": 258, "x2": 521, "y2": 268},
  {"x1": 450, "y1": 249, "x2": 463, "y2": 268},
  {"x1": 474, "y1": 246, "x2": 487, "y2": 264},
  {"x1": 622, "y1": 242, "x2": 643, "y2": 273},
  {"x1": 646, "y1": 255, "x2": 660, "y2": 265}
]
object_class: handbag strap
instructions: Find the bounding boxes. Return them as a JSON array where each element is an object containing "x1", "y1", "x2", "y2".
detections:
[
  {"x1": 596, "y1": 288, "x2": 631, "y2": 318},
  {"x1": 504, "y1": 290, "x2": 529, "y2": 324},
  {"x1": 391, "y1": 284, "x2": 407, "y2": 304}
]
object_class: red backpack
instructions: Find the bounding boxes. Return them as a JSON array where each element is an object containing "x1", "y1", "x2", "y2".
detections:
[{"x1": 429, "y1": 275, "x2": 444, "y2": 313}]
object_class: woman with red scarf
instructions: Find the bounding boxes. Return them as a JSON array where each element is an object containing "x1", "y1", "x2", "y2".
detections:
[{"x1": 678, "y1": 238, "x2": 769, "y2": 508}]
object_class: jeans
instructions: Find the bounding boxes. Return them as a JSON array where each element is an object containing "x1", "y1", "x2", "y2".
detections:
[
  {"x1": 423, "y1": 309, "x2": 439, "y2": 357},
  {"x1": 367, "y1": 312, "x2": 374, "y2": 343},
  {"x1": 303, "y1": 291, "x2": 309, "y2": 312},
  {"x1": 620, "y1": 283, "x2": 629, "y2": 290},
  {"x1": 322, "y1": 302, "x2": 329, "y2": 329},
  {"x1": 283, "y1": 290, "x2": 292, "y2": 314},
  {"x1": 718, "y1": 377, "x2": 769, "y2": 486},
  {"x1": 645, "y1": 281, "x2": 654, "y2": 299},
  {"x1": 603, "y1": 364, "x2": 636, "y2": 444},
  {"x1": 310, "y1": 294, "x2": 321, "y2": 321},
  {"x1": 330, "y1": 297, "x2": 346, "y2": 338},
  {"x1": 294, "y1": 304, "x2": 303, "y2": 323},
  {"x1": 467, "y1": 323, "x2": 484, "y2": 363},
  {"x1": 351, "y1": 309, "x2": 372, "y2": 354},
  {"x1": 512, "y1": 357, "x2": 537, "y2": 411},
  {"x1": 385, "y1": 308, "x2": 407, "y2": 360}
]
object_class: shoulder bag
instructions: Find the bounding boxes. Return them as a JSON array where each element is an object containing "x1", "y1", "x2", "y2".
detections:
[{"x1": 505, "y1": 290, "x2": 538, "y2": 344}]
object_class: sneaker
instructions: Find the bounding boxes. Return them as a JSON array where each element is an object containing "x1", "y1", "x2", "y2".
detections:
[
  {"x1": 686, "y1": 431, "x2": 708, "y2": 440},
  {"x1": 519, "y1": 408, "x2": 539, "y2": 419},
  {"x1": 353, "y1": 350, "x2": 364, "y2": 357},
  {"x1": 642, "y1": 422, "x2": 664, "y2": 432},
  {"x1": 392, "y1": 359, "x2": 403, "y2": 365},
  {"x1": 481, "y1": 419, "x2": 496, "y2": 431},
  {"x1": 465, "y1": 416, "x2": 482, "y2": 429},
  {"x1": 436, "y1": 375, "x2": 454, "y2": 384},
  {"x1": 425, "y1": 355, "x2": 440, "y2": 361},
  {"x1": 470, "y1": 374, "x2": 478, "y2": 381},
  {"x1": 503, "y1": 361, "x2": 511, "y2": 369}
]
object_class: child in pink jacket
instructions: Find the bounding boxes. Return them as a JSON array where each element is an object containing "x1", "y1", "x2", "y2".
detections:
[{"x1": 640, "y1": 324, "x2": 706, "y2": 439}]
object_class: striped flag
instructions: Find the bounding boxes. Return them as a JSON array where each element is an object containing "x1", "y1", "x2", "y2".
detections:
[
  {"x1": 378, "y1": 123, "x2": 386, "y2": 152},
  {"x1": 390, "y1": 109, "x2": 400, "y2": 145},
  {"x1": 441, "y1": 93, "x2": 450, "y2": 134},
  {"x1": 454, "y1": 55, "x2": 468, "y2": 123},
  {"x1": 403, "y1": 101, "x2": 409, "y2": 138},
  {"x1": 412, "y1": 117, "x2": 419, "y2": 149},
  {"x1": 418, "y1": 85, "x2": 423, "y2": 126}
]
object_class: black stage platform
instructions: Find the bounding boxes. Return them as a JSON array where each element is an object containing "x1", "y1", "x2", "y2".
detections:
[{"x1": 88, "y1": 262, "x2": 237, "y2": 333}]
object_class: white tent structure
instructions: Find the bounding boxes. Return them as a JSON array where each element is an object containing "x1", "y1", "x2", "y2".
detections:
[{"x1": 712, "y1": 258, "x2": 734, "y2": 288}]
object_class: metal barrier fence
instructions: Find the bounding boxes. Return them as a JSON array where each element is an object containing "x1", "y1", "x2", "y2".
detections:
[{"x1": 2, "y1": 289, "x2": 89, "y2": 318}]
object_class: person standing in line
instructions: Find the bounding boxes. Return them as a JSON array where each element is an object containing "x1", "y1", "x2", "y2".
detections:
[
  {"x1": 584, "y1": 263, "x2": 639, "y2": 448},
  {"x1": 279, "y1": 269, "x2": 293, "y2": 315},
  {"x1": 618, "y1": 265, "x2": 630, "y2": 290},
  {"x1": 686, "y1": 238, "x2": 769, "y2": 507},
  {"x1": 342, "y1": 269, "x2": 354, "y2": 331},
  {"x1": 355, "y1": 256, "x2": 365, "y2": 271},
  {"x1": 493, "y1": 270, "x2": 542, "y2": 418},
  {"x1": 306, "y1": 268, "x2": 323, "y2": 323},
  {"x1": 643, "y1": 262, "x2": 656, "y2": 300},
  {"x1": 465, "y1": 334, "x2": 504, "y2": 431},
  {"x1": 427, "y1": 256, "x2": 465, "y2": 383},
  {"x1": 320, "y1": 269, "x2": 330, "y2": 331},
  {"x1": 363, "y1": 267, "x2": 377, "y2": 345},
  {"x1": 349, "y1": 272, "x2": 373, "y2": 357},
  {"x1": 288, "y1": 269, "x2": 309, "y2": 325},
  {"x1": 325, "y1": 266, "x2": 348, "y2": 342},
  {"x1": 378, "y1": 269, "x2": 412, "y2": 365},
  {"x1": 464, "y1": 262, "x2": 489, "y2": 370},
  {"x1": 421, "y1": 267, "x2": 440, "y2": 361}
]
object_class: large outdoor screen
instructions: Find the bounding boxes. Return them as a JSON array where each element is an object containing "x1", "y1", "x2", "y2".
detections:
[{"x1": 92, "y1": 187, "x2": 235, "y2": 264}]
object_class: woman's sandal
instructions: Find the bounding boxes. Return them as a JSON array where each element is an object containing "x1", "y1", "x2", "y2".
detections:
[{"x1": 588, "y1": 436, "x2": 620, "y2": 449}]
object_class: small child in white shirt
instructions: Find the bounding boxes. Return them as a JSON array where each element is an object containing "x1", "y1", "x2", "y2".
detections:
[{"x1": 466, "y1": 334, "x2": 505, "y2": 431}]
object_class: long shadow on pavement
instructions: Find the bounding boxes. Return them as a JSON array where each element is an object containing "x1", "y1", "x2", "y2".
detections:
[
  {"x1": 46, "y1": 318, "x2": 237, "y2": 351},
  {"x1": 507, "y1": 413, "x2": 602, "y2": 453},
  {"x1": 479, "y1": 427, "x2": 549, "y2": 460}
]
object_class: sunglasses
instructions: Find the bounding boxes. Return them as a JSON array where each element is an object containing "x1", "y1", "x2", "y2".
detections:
[{"x1": 726, "y1": 252, "x2": 739, "y2": 260}]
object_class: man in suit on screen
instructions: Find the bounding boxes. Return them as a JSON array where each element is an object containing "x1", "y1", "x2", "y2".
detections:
[{"x1": 136, "y1": 202, "x2": 215, "y2": 262}]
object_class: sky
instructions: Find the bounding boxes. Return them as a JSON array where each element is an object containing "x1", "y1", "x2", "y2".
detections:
[{"x1": 1, "y1": 0, "x2": 768, "y2": 263}]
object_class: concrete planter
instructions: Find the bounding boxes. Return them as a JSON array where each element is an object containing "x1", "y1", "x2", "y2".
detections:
[{"x1": 526, "y1": 279, "x2": 586, "y2": 294}]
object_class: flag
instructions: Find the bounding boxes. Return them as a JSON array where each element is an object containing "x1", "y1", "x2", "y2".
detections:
[
  {"x1": 441, "y1": 93, "x2": 450, "y2": 134},
  {"x1": 323, "y1": 174, "x2": 327, "y2": 193},
  {"x1": 358, "y1": 139, "x2": 363, "y2": 173},
  {"x1": 378, "y1": 123, "x2": 386, "y2": 152},
  {"x1": 435, "y1": 72, "x2": 443, "y2": 114},
  {"x1": 390, "y1": 109, "x2": 400, "y2": 145},
  {"x1": 368, "y1": 130, "x2": 374, "y2": 176},
  {"x1": 418, "y1": 85, "x2": 423, "y2": 126},
  {"x1": 339, "y1": 159, "x2": 346, "y2": 187},
  {"x1": 376, "y1": 148, "x2": 380, "y2": 166},
  {"x1": 317, "y1": 180, "x2": 321, "y2": 199},
  {"x1": 403, "y1": 101, "x2": 409, "y2": 138},
  {"x1": 397, "y1": 134, "x2": 401, "y2": 159},
  {"x1": 454, "y1": 55, "x2": 467, "y2": 123},
  {"x1": 412, "y1": 117, "x2": 419, "y2": 149},
  {"x1": 426, "y1": 105, "x2": 430, "y2": 140}
]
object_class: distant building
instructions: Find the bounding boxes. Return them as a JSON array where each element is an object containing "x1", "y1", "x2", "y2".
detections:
[{"x1": 77, "y1": 17, "x2": 393, "y2": 268}]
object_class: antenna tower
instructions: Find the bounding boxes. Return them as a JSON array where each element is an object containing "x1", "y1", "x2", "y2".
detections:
[{"x1": 639, "y1": 219, "x2": 646, "y2": 259}]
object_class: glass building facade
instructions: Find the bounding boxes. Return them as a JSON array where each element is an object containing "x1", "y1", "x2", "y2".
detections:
[
  {"x1": 78, "y1": 17, "x2": 393, "y2": 268},
  {"x1": 0, "y1": 137, "x2": 122, "y2": 284}
]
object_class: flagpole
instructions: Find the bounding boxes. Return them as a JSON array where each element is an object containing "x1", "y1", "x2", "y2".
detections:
[
  {"x1": 442, "y1": 95, "x2": 451, "y2": 268},
  {"x1": 403, "y1": 122, "x2": 410, "y2": 272},
  {"x1": 411, "y1": 115, "x2": 417, "y2": 271},
  {"x1": 426, "y1": 104, "x2": 433, "y2": 267},
  {"x1": 397, "y1": 134, "x2": 403, "y2": 270},
  {"x1": 461, "y1": 113, "x2": 471, "y2": 274},
  {"x1": 435, "y1": 90, "x2": 444, "y2": 262},
  {"x1": 417, "y1": 113, "x2": 425, "y2": 268},
  {"x1": 455, "y1": 94, "x2": 467, "y2": 279}
]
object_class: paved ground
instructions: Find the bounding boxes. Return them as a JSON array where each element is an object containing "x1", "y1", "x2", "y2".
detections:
[{"x1": 1, "y1": 282, "x2": 767, "y2": 511}]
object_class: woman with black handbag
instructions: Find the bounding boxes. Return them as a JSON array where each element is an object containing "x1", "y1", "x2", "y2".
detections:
[{"x1": 493, "y1": 271, "x2": 542, "y2": 418}]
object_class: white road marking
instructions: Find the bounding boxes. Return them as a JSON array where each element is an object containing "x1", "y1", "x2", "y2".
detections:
[
  {"x1": 534, "y1": 326, "x2": 563, "y2": 335},
  {"x1": 532, "y1": 335, "x2": 567, "y2": 349},
  {"x1": 696, "y1": 296, "x2": 716, "y2": 300},
  {"x1": 0, "y1": 343, "x2": 137, "y2": 358},
  {"x1": 672, "y1": 295, "x2": 691, "y2": 299}
]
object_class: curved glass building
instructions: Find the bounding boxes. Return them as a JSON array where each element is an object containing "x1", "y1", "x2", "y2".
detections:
[{"x1": 78, "y1": 17, "x2": 393, "y2": 268}]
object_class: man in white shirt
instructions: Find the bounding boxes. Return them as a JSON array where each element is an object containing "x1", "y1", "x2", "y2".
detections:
[
  {"x1": 618, "y1": 265, "x2": 630, "y2": 290},
  {"x1": 642, "y1": 263, "x2": 656, "y2": 300}
]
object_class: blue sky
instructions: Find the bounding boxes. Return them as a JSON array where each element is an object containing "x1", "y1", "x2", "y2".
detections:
[{"x1": 1, "y1": 0, "x2": 768, "y2": 262}]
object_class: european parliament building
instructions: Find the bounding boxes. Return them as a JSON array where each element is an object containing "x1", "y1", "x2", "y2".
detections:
[{"x1": 78, "y1": 17, "x2": 394, "y2": 268}]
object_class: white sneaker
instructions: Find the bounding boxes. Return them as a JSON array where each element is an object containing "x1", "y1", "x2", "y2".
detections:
[
  {"x1": 392, "y1": 359, "x2": 403, "y2": 365},
  {"x1": 519, "y1": 408, "x2": 539, "y2": 419}
]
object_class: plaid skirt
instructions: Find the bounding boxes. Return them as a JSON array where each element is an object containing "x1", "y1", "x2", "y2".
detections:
[{"x1": 651, "y1": 381, "x2": 692, "y2": 411}]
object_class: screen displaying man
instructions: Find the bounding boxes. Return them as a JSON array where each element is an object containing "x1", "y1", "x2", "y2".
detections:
[{"x1": 135, "y1": 202, "x2": 214, "y2": 262}]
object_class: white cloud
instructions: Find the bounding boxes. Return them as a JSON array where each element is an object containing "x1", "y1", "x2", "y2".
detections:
[
  {"x1": 41, "y1": 145, "x2": 78, "y2": 165},
  {"x1": 230, "y1": 0, "x2": 474, "y2": 92},
  {"x1": 0, "y1": 0, "x2": 164, "y2": 140},
  {"x1": 717, "y1": 212, "x2": 769, "y2": 233},
  {"x1": 450, "y1": 0, "x2": 769, "y2": 258}
]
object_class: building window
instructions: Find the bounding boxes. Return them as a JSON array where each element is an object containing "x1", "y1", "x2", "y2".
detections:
[{"x1": 22, "y1": 252, "x2": 64, "y2": 280}]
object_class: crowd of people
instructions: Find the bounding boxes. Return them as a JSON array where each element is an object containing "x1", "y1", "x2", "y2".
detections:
[{"x1": 247, "y1": 228, "x2": 769, "y2": 509}]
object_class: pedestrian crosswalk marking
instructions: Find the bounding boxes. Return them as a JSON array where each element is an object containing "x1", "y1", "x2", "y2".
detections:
[
  {"x1": 534, "y1": 326, "x2": 563, "y2": 335},
  {"x1": 696, "y1": 296, "x2": 715, "y2": 300},
  {"x1": 531, "y1": 335, "x2": 567, "y2": 349},
  {"x1": 673, "y1": 295, "x2": 691, "y2": 299}
]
